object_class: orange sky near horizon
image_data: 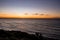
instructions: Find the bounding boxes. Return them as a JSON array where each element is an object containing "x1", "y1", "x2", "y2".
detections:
[{"x1": 0, "y1": 13, "x2": 60, "y2": 18}]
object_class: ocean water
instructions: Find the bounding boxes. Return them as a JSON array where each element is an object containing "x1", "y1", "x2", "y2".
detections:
[{"x1": 0, "y1": 19, "x2": 60, "y2": 39}]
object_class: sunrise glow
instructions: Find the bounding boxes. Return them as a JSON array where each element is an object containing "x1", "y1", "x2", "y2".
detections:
[{"x1": 0, "y1": 0, "x2": 60, "y2": 18}]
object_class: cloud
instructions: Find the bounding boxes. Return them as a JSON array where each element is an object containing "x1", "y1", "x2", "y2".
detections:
[
  {"x1": 0, "y1": 13, "x2": 8, "y2": 16},
  {"x1": 40, "y1": 14, "x2": 44, "y2": 15},
  {"x1": 33, "y1": 13, "x2": 39, "y2": 15},
  {"x1": 24, "y1": 13, "x2": 28, "y2": 15}
]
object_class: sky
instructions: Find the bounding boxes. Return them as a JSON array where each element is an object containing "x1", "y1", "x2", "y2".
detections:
[{"x1": 0, "y1": 0, "x2": 60, "y2": 18}]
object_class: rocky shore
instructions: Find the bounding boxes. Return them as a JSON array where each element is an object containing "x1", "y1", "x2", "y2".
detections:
[{"x1": 0, "y1": 29, "x2": 58, "y2": 40}]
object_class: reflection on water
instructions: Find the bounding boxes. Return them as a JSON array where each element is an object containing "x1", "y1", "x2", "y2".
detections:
[{"x1": 0, "y1": 19, "x2": 60, "y2": 39}]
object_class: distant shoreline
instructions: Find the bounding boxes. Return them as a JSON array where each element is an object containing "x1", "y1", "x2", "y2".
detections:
[{"x1": 0, "y1": 18, "x2": 60, "y2": 20}]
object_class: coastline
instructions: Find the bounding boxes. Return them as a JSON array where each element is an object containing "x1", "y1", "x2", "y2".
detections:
[{"x1": 0, "y1": 29, "x2": 59, "y2": 40}]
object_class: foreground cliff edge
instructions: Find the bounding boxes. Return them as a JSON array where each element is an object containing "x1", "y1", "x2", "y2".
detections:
[{"x1": 0, "y1": 29, "x2": 59, "y2": 40}]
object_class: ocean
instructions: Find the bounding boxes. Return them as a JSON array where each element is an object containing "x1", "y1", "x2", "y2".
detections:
[{"x1": 0, "y1": 19, "x2": 60, "y2": 40}]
